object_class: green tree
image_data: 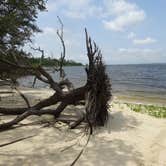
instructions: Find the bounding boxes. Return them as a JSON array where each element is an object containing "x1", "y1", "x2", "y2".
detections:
[
  {"x1": 0, "y1": 0, "x2": 46, "y2": 51},
  {"x1": 0, "y1": 0, "x2": 46, "y2": 80}
]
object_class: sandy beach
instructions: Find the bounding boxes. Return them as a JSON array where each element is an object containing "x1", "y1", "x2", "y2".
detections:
[{"x1": 0, "y1": 87, "x2": 166, "y2": 166}]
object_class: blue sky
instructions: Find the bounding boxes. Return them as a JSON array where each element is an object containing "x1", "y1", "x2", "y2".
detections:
[{"x1": 31, "y1": 0, "x2": 166, "y2": 64}]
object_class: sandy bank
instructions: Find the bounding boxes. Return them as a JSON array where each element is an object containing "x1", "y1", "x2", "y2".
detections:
[{"x1": 0, "y1": 87, "x2": 166, "y2": 166}]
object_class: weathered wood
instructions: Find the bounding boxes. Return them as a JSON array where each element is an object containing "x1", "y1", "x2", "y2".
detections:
[
  {"x1": 70, "y1": 117, "x2": 85, "y2": 129},
  {"x1": 0, "y1": 29, "x2": 111, "y2": 133}
]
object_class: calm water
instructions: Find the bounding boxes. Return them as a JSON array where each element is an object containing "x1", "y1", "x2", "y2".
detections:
[{"x1": 19, "y1": 64, "x2": 166, "y2": 104}]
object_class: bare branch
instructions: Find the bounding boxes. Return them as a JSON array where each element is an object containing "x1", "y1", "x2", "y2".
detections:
[
  {"x1": 38, "y1": 67, "x2": 62, "y2": 94},
  {"x1": 30, "y1": 46, "x2": 44, "y2": 65},
  {"x1": 30, "y1": 46, "x2": 45, "y2": 87},
  {"x1": 0, "y1": 102, "x2": 67, "y2": 131},
  {"x1": 14, "y1": 86, "x2": 31, "y2": 108},
  {"x1": 0, "y1": 28, "x2": 111, "y2": 134},
  {"x1": 57, "y1": 16, "x2": 66, "y2": 80},
  {"x1": 57, "y1": 16, "x2": 63, "y2": 37}
]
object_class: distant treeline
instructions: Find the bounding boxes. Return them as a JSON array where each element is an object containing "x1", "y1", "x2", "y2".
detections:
[{"x1": 28, "y1": 57, "x2": 83, "y2": 66}]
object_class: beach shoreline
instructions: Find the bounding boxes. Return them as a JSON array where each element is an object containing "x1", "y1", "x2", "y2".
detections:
[
  {"x1": 114, "y1": 95, "x2": 166, "y2": 107},
  {"x1": 0, "y1": 86, "x2": 166, "y2": 166},
  {"x1": 1, "y1": 85, "x2": 166, "y2": 106}
]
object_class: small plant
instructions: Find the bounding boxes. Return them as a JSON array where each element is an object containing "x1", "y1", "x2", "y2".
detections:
[{"x1": 126, "y1": 103, "x2": 166, "y2": 118}]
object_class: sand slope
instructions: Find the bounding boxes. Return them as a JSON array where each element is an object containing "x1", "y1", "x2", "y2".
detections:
[
  {"x1": 77, "y1": 105, "x2": 166, "y2": 166},
  {"x1": 0, "y1": 88, "x2": 166, "y2": 166}
]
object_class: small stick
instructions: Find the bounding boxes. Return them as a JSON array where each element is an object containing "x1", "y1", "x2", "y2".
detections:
[{"x1": 0, "y1": 134, "x2": 37, "y2": 148}]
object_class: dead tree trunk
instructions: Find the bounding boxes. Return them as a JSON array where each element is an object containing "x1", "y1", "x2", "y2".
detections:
[{"x1": 0, "y1": 29, "x2": 112, "y2": 132}]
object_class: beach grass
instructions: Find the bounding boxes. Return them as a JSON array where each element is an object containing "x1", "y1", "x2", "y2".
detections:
[{"x1": 125, "y1": 103, "x2": 166, "y2": 118}]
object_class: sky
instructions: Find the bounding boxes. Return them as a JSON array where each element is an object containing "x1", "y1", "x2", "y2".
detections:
[{"x1": 30, "y1": 0, "x2": 166, "y2": 65}]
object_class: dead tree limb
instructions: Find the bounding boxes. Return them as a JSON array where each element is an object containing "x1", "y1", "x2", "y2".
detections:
[
  {"x1": 30, "y1": 46, "x2": 44, "y2": 87},
  {"x1": 0, "y1": 29, "x2": 111, "y2": 132},
  {"x1": 14, "y1": 86, "x2": 31, "y2": 108},
  {"x1": 57, "y1": 16, "x2": 66, "y2": 80}
]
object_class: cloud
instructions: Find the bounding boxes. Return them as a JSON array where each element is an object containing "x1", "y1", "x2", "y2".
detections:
[
  {"x1": 103, "y1": 0, "x2": 146, "y2": 31},
  {"x1": 46, "y1": 1, "x2": 58, "y2": 12},
  {"x1": 128, "y1": 32, "x2": 136, "y2": 39},
  {"x1": 102, "y1": 47, "x2": 165, "y2": 64},
  {"x1": 38, "y1": 26, "x2": 82, "y2": 47},
  {"x1": 127, "y1": 32, "x2": 157, "y2": 45},
  {"x1": 42, "y1": 27, "x2": 57, "y2": 36},
  {"x1": 117, "y1": 48, "x2": 164, "y2": 63},
  {"x1": 34, "y1": 26, "x2": 87, "y2": 62},
  {"x1": 119, "y1": 48, "x2": 155, "y2": 54},
  {"x1": 133, "y1": 37, "x2": 157, "y2": 45},
  {"x1": 45, "y1": 0, "x2": 146, "y2": 33},
  {"x1": 46, "y1": 0, "x2": 99, "y2": 19},
  {"x1": 63, "y1": 0, "x2": 91, "y2": 19},
  {"x1": 118, "y1": 48, "x2": 163, "y2": 60}
]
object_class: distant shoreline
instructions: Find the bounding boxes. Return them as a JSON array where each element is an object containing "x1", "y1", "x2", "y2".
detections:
[
  {"x1": 28, "y1": 57, "x2": 83, "y2": 67},
  {"x1": 106, "y1": 63, "x2": 166, "y2": 66}
]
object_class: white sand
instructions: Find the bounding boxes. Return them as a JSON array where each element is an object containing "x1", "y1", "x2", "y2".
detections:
[{"x1": 0, "y1": 87, "x2": 166, "y2": 166}]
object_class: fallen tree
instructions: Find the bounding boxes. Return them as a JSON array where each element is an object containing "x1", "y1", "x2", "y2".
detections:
[
  {"x1": 0, "y1": 29, "x2": 112, "y2": 133},
  {"x1": 0, "y1": 2, "x2": 111, "y2": 164}
]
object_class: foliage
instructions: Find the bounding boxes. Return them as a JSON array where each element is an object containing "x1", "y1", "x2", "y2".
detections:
[
  {"x1": 126, "y1": 103, "x2": 166, "y2": 118},
  {"x1": 0, "y1": 0, "x2": 46, "y2": 80},
  {"x1": 0, "y1": 51, "x2": 32, "y2": 80},
  {"x1": 0, "y1": 0, "x2": 46, "y2": 51}
]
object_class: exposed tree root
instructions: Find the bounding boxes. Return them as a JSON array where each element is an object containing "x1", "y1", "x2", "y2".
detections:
[
  {"x1": 70, "y1": 117, "x2": 85, "y2": 129},
  {"x1": 0, "y1": 134, "x2": 37, "y2": 148},
  {"x1": 70, "y1": 131, "x2": 91, "y2": 166}
]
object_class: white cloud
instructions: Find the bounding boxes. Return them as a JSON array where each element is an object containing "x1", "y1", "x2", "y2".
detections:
[
  {"x1": 45, "y1": 0, "x2": 146, "y2": 33},
  {"x1": 133, "y1": 37, "x2": 157, "y2": 45},
  {"x1": 119, "y1": 48, "x2": 155, "y2": 54},
  {"x1": 102, "y1": 47, "x2": 165, "y2": 64},
  {"x1": 104, "y1": 11, "x2": 145, "y2": 31},
  {"x1": 117, "y1": 48, "x2": 163, "y2": 62},
  {"x1": 103, "y1": 0, "x2": 137, "y2": 15},
  {"x1": 118, "y1": 48, "x2": 163, "y2": 61},
  {"x1": 38, "y1": 27, "x2": 82, "y2": 48},
  {"x1": 37, "y1": 26, "x2": 63, "y2": 38},
  {"x1": 42, "y1": 27, "x2": 57, "y2": 36},
  {"x1": 103, "y1": 0, "x2": 146, "y2": 31},
  {"x1": 63, "y1": 0, "x2": 92, "y2": 19},
  {"x1": 128, "y1": 32, "x2": 136, "y2": 39},
  {"x1": 46, "y1": 0, "x2": 99, "y2": 19},
  {"x1": 46, "y1": 1, "x2": 58, "y2": 12},
  {"x1": 127, "y1": 32, "x2": 157, "y2": 45},
  {"x1": 34, "y1": 26, "x2": 86, "y2": 62}
]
